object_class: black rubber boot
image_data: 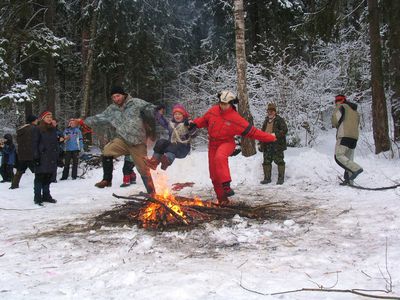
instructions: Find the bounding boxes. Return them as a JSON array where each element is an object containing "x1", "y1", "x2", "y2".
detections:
[
  {"x1": 10, "y1": 171, "x2": 23, "y2": 189},
  {"x1": 102, "y1": 156, "x2": 113, "y2": 182}
]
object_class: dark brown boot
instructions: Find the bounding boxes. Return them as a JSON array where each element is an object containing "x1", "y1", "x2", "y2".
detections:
[
  {"x1": 10, "y1": 171, "x2": 23, "y2": 189},
  {"x1": 95, "y1": 180, "x2": 112, "y2": 188}
]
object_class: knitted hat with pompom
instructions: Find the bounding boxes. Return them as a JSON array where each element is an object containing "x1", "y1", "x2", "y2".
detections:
[
  {"x1": 172, "y1": 104, "x2": 189, "y2": 118},
  {"x1": 39, "y1": 111, "x2": 52, "y2": 120}
]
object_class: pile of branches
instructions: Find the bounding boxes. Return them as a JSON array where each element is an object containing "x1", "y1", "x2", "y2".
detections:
[
  {"x1": 79, "y1": 153, "x2": 102, "y2": 178},
  {"x1": 93, "y1": 193, "x2": 304, "y2": 230}
]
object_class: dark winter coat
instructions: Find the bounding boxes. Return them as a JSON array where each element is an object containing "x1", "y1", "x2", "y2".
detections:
[
  {"x1": 260, "y1": 115, "x2": 288, "y2": 152},
  {"x1": 32, "y1": 122, "x2": 59, "y2": 174},
  {"x1": 1, "y1": 134, "x2": 16, "y2": 166},
  {"x1": 16, "y1": 123, "x2": 35, "y2": 161}
]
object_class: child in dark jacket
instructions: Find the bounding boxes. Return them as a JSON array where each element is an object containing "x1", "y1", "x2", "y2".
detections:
[
  {"x1": 144, "y1": 104, "x2": 196, "y2": 170},
  {"x1": 32, "y1": 111, "x2": 59, "y2": 206},
  {"x1": 0, "y1": 134, "x2": 16, "y2": 182},
  {"x1": 60, "y1": 119, "x2": 83, "y2": 180}
]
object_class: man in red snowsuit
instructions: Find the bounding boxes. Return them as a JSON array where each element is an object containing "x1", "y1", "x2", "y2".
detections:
[{"x1": 191, "y1": 90, "x2": 276, "y2": 204}]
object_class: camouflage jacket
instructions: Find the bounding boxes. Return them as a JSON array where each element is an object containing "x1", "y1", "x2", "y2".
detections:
[
  {"x1": 260, "y1": 115, "x2": 288, "y2": 152},
  {"x1": 85, "y1": 95, "x2": 155, "y2": 145}
]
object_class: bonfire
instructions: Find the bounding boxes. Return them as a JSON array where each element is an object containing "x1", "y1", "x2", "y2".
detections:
[{"x1": 94, "y1": 182, "x2": 298, "y2": 230}]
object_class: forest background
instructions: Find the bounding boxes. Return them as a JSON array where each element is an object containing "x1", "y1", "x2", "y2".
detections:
[{"x1": 0, "y1": 0, "x2": 399, "y2": 155}]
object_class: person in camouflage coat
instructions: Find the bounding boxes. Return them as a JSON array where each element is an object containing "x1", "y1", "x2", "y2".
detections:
[
  {"x1": 259, "y1": 103, "x2": 288, "y2": 185},
  {"x1": 79, "y1": 86, "x2": 156, "y2": 193}
]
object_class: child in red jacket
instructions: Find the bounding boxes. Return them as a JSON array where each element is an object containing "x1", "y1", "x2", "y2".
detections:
[{"x1": 190, "y1": 90, "x2": 276, "y2": 205}]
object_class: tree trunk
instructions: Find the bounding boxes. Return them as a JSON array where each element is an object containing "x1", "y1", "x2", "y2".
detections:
[
  {"x1": 81, "y1": 0, "x2": 98, "y2": 118},
  {"x1": 385, "y1": 0, "x2": 400, "y2": 142},
  {"x1": 45, "y1": 0, "x2": 56, "y2": 114},
  {"x1": 234, "y1": 0, "x2": 256, "y2": 157},
  {"x1": 367, "y1": 0, "x2": 391, "y2": 153}
]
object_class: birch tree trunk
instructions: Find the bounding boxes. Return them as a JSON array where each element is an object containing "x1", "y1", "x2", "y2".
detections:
[
  {"x1": 368, "y1": 0, "x2": 391, "y2": 153},
  {"x1": 80, "y1": 0, "x2": 98, "y2": 118},
  {"x1": 234, "y1": 0, "x2": 256, "y2": 157}
]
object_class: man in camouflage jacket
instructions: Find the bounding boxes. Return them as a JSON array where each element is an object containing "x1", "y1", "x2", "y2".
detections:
[
  {"x1": 259, "y1": 103, "x2": 288, "y2": 185},
  {"x1": 81, "y1": 86, "x2": 156, "y2": 193}
]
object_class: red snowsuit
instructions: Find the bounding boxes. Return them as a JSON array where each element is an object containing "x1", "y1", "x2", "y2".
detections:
[{"x1": 193, "y1": 105, "x2": 276, "y2": 200}]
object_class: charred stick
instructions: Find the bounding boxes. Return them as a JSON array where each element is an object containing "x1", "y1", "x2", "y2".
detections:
[{"x1": 112, "y1": 193, "x2": 148, "y2": 202}]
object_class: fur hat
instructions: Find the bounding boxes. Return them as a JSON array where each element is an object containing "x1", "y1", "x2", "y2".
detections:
[
  {"x1": 267, "y1": 103, "x2": 276, "y2": 112},
  {"x1": 26, "y1": 114, "x2": 37, "y2": 124},
  {"x1": 110, "y1": 86, "x2": 127, "y2": 96},
  {"x1": 39, "y1": 111, "x2": 52, "y2": 120},
  {"x1": 172, "y1": 104, "x2": 189, "y2": 118},
  {"x1": 218, "y1": 90, "x2": 237, "y2": 104}
]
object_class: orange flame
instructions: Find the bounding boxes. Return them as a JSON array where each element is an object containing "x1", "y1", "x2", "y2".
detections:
[{"x1": 138, "y1": 174, "x2": 212, "y2": 228}]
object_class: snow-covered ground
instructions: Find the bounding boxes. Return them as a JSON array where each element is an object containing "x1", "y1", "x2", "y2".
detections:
[{"x1": 1, "y1": 129, "x2": 400, "y2": 300}]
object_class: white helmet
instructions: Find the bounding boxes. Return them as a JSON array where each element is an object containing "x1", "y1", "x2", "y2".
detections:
[{"x1": 219, "y1": 90, "x2": 237, "y2": 103}]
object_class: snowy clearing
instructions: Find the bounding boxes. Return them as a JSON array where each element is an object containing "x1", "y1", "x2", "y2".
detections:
[{"x1": 1, "y1": 130, "x2": 400, "y2": 300}]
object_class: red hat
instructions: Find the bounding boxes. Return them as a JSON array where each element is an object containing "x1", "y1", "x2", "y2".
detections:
[
  {"x1": 172, "y1": 104, "x2": 189, "y2": 118},
  {"x1": 39, "y1": 111, "x2": 52, "y2": 120},
  {"x1": 335, "y1": 95, "x2": 346, "y2": 102}
]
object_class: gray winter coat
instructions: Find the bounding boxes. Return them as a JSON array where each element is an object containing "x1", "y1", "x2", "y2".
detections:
[{"x1": 85, "y1": 95, "x2": 155, "y2": 145}]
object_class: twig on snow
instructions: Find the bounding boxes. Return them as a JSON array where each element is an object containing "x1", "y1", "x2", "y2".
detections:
[{"x1": 0, "y1": 207, "x2": 43, "y2": 211}]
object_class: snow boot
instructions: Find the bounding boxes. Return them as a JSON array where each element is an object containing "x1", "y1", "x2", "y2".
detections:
[
  {"x1": 222, "y1": 181, "x2": 235, "y2": 197},
  {"x1": 144, "y1": 157, "x2": 160, "y2": 170},
  {"x1": 95, "y1": 156, "x2": 113, "y2": 188},
  {"x1": 349, "y1": 168, "x2": 363, "y2": 181},
  {"x1": 34, "y1": 194, "x2": 43, "y2": 206},
  {"x1": 42, "y1": 194, "x2": 57, "y2": 203},
  {"x1": 95, "y1": 179, "x2": 112, "y2": 188},
  {"x1": 120, "y1": 175, "x2": 131, "y2": 187},
  {"x1": 260, "y1": 164, "x2": 272, "y2": 184},
  {"x1": 10, "y1": 171, "x2": 23, "y2": 189},
  {"x1": 276, "y1": 164, "x2": 285, "y2": 185},
  {"x1": 160, "y1": 155, "x2": 171, "y2": 170},
  {"x1": 340, "y1": 171, "x2": 353, "y2": 185},
  {"x1": 130, "y1": 172, "x2": 137, "y2": 184}
]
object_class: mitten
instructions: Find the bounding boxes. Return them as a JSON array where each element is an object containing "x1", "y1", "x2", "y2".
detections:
[{"x1": 187, "y1": 122, "x2": 197, "y2": 130}]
